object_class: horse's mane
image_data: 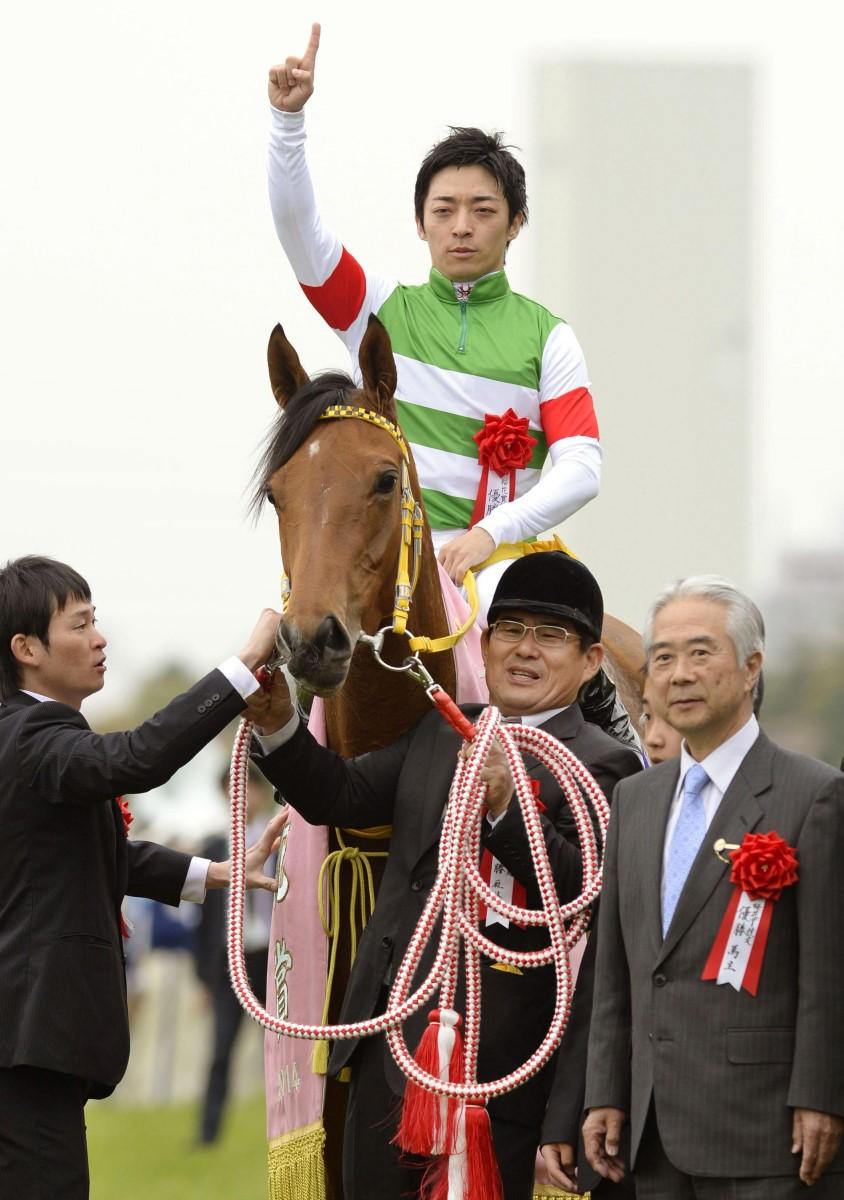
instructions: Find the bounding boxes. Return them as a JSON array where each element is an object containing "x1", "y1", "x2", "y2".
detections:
[{"x1": 250, "y1": 371, "x2": 356, "y2": 517}]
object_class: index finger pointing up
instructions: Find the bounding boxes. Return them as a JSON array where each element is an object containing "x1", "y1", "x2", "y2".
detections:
[{"x1": 301, "y1": 22, "x2": 321, "y2": 71}]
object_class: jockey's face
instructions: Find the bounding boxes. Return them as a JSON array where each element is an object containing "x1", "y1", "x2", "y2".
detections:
[
  {"x1": 481, "y1": 608, "x2": 603, "y2": 717},
  {"x1": 416, "y1": 165, "x2": 523, "y2": 282}
]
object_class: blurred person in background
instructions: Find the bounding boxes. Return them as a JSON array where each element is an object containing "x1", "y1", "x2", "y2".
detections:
[
  {"x1": 0, "y1": 555, "x2": 286, "y2": 1198},
  {"x1": 193, "y1": 764, "x2": 277, "y2": 1145},
  {"x1": 640, "y1": 674, "x2": 682, "y2": 766}
]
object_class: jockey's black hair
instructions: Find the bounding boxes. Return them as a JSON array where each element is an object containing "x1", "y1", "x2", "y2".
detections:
[
  {"x1": 249, "y1": 371, "x2": 356, "y2": 520},
  {"x1": 414, "y1": 126, "x2": 528, "y2": 228}
]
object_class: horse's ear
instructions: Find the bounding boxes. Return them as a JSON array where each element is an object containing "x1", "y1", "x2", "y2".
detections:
[
  {"x1": 358, "y1": 315, "x2": 398, "y2": 417},
  {"x1": 267, "y1": 324, "x2": 310, "y2": 409}
]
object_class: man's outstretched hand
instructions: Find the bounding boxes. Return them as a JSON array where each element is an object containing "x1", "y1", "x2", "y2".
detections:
[
  {"x1": 269, "y1": 22, "x2": 320, "y2": 112},
  {"x1": 206, "y1": 809, "x2": 288, "y2": 893}
]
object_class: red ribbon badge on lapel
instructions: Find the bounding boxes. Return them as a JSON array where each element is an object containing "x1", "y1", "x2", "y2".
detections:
[
  {"x1": 469, "y1": 409, "x2": 537, "y2": 528},
  {"x1": 116, "y1": 795, "x2": 133, "y2": 837},
  {"x1": 701, "y1": 831, "x2": 798, "y2": 995},
  {"x1": 478, "y1": 781, "x2": 545, "y2": 927},
  {"x1": 116, "y1": 796, "x2": 134, "y2": 938}
]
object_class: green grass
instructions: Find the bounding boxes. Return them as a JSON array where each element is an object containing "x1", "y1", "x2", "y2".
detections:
[{"x1": 88, "y1": 1093, "x2": 268, "y2": 1200}]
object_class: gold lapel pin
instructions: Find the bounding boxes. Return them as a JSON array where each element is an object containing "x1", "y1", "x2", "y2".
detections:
[{"x1": 713, "y1": 837, "x2": 740, "y2": 864}]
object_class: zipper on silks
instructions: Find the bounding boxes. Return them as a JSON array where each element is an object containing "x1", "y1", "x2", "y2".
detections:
[{"x1": 457, "y1": 300, "x2": 468, "y2": 353}]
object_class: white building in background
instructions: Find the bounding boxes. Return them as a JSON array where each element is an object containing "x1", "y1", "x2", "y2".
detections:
[
  {"x1": 531, "y1": 60, "x2": 756, "y2": 630},
  {"x1": 764, "y1": 547, "x2": 844, "y2": 663}
]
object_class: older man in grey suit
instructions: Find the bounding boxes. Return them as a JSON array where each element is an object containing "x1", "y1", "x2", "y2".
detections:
[{"x1": 583, "y1": 576, "x2": 844, "y2": 1198}]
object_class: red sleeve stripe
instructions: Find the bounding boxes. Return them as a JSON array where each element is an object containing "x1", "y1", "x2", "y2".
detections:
[
  {"x1": 540, "y1": 387, "x2": 600, "y2": 443},
  {"x1": 300, "y1": 247, "x2": 367, "y2": 332}
]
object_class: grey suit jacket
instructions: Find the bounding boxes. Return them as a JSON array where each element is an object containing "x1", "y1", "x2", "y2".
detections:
[{"x1": 584, "y1": 730, "x2": 844, "y2": 1178}]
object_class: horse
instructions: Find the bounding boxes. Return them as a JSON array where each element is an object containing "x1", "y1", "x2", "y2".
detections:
[
  {"x1": 256, "y1": 315, "x2": 644, "y2": 747},
  {"x1": 253, "y1": 314, "x2": 644, "y2": 1199},
  {"x1": 255, "y1": 314, "x2": 458, "y2": 758}
]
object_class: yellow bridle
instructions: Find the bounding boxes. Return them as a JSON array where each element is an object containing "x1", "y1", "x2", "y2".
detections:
[{"x1": 278, "y1": 403, "x2": 478, "y2": 656}]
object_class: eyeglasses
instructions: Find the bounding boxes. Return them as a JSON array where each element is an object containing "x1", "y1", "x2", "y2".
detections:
[{"x1": 490, "y1": 619, "x2": 578, "y2": 649}]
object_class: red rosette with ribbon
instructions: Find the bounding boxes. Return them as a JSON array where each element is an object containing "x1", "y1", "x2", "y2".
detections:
[
  {"x1": 116, "y1": 795, "x2": 133, "y2": 837},
  {"x1": 702, "y1": 831, "x2": 798, "y2": 995},
  {"x1": 728, "y1": 830, "x2": 798, "y2": 900},
  {"x1": 116, "y1": 796, "x2": 133, "y2": 938},
  {"x1": 469, "y1": 409, "x2": 538, "y2": 528}
]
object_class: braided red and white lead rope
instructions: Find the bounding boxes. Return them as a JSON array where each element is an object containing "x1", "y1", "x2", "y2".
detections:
[{"x1": 226, "y1": 705, "x2": 608, "y2": 1101}]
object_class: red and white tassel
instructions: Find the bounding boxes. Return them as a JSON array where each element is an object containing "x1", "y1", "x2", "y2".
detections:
[
  {"x1": 420, "y1": 1101, "x2": 504, "y2": 1200},
  {"x1": 395, "y1": 1008, "x2": 464, "y2": 1155}
]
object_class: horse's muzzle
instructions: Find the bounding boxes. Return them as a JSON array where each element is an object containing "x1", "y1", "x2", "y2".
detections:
[{"x1": 280, "y1": 614, "x2": 353, "y2": 693}]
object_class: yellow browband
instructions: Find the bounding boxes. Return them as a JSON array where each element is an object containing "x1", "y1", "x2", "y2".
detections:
[{"x1": 278, "y1": 403, "x2": 478, "y2": 654}]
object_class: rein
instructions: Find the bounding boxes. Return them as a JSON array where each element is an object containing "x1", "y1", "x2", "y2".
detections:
[
  {"x1": 276, "y1": 403, "x2": 479, "y2": 655},
  {"x1": 226, "y1": 704, "x2": 607, "y2": 1092}
]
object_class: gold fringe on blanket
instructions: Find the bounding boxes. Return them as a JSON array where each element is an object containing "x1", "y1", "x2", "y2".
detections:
[
  {"x1": 268, "y1": 1121, "x2": 326, "y2": 1200},
  {"x1": 532, "y1": 1189, "x2": 587, "y2": 1200}
]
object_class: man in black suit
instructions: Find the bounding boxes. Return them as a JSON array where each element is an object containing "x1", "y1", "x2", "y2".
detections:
[
  {"x1": 0, "y1": 555, "x2": 286, "y2": 1197},
  {"x1": 251, "y1": 551, "x2": 643, "y2": 1200}
]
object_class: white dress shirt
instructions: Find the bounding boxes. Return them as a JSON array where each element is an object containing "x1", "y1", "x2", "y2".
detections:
[{"x1": 661, "y1": 714, "x2": 760, "y2": 887}]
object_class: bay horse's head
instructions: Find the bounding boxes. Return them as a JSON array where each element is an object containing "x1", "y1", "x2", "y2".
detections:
[{"x1": 253, "y1": 316, "x2": 411, "y2": 696}]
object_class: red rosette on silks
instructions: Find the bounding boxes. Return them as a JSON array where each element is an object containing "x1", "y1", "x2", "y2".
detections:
[
  {"x1": 702, "y1": 832, "x2": 798, "y2": 995},
  {"x1": 468, "y1": 409, "x2": 538, "y2": 528}
]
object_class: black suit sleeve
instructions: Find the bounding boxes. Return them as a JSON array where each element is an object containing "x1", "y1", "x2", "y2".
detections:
[
  {"x1": 253, "y1": 716, "x2": 417, "y2": 829},
  {"x1": 14, "y1": 670, "x2": 243, "y2": 804},
  {"x1": 586, "y1": 744, "x2": 645, "y2": 820},
  {"x1": 541, "y1": 921, "x2": 598, "y2": 1146},
  {"x1": 126, "y1": 840, "x2": 193, "y2": 907}
]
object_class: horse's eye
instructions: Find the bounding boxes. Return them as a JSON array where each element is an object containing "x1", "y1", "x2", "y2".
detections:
[
  {"x1": 374, "y1": 471, "x2": 399, "y2": 495},
  {"x1": 265, "y1": 489, "x2": 279, "y2": 511}
]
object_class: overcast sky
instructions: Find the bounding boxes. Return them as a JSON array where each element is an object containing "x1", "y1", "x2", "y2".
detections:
[{"x1": 3, "y1": 0, "x2": 844, "y2": 725}]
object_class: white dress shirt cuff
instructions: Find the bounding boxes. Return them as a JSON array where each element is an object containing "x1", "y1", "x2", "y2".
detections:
[
  {"x1": 253, "y1": 711, "x2": 301, "y2": 753},
  {"x1": 182, "y1": 856, "x2": 211, "y2": 903},
  {"x1": 218, "y1": 656, "x2": 260, "y2": 700}
]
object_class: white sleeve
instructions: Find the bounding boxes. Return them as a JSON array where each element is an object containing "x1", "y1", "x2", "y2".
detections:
[
  {"x1": 267, "y1": 108, "x2": 397, "y2": 361},
  {"x1": 217, "y1": 656, "x2": 260, "y2": 700},
  {"x1": 181, "y1": 856, "x2": 211, "y2": 903},
  {"x1": 267, "y1": 108, "x2": 342, "y2": 287},
  {"x1": 252, "y1": 710, "x2": 301, "y2": 753},
  {"x1": 476, "y1": 438, "x2": 602, "y2": 546}
]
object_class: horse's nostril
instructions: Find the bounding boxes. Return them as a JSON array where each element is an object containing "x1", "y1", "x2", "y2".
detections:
[{"x1": 315, "y1": 615, "x2": 352, "y2": 659}]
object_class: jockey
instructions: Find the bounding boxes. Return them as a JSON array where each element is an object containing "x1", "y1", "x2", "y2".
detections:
[{"x1": 266, "y1": 24, "x2": 602, "y2": 615}]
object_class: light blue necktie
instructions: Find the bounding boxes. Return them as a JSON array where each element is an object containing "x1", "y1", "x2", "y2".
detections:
[{"x1": 661, "y1": 763, "x2": 710, "y2": 937}]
